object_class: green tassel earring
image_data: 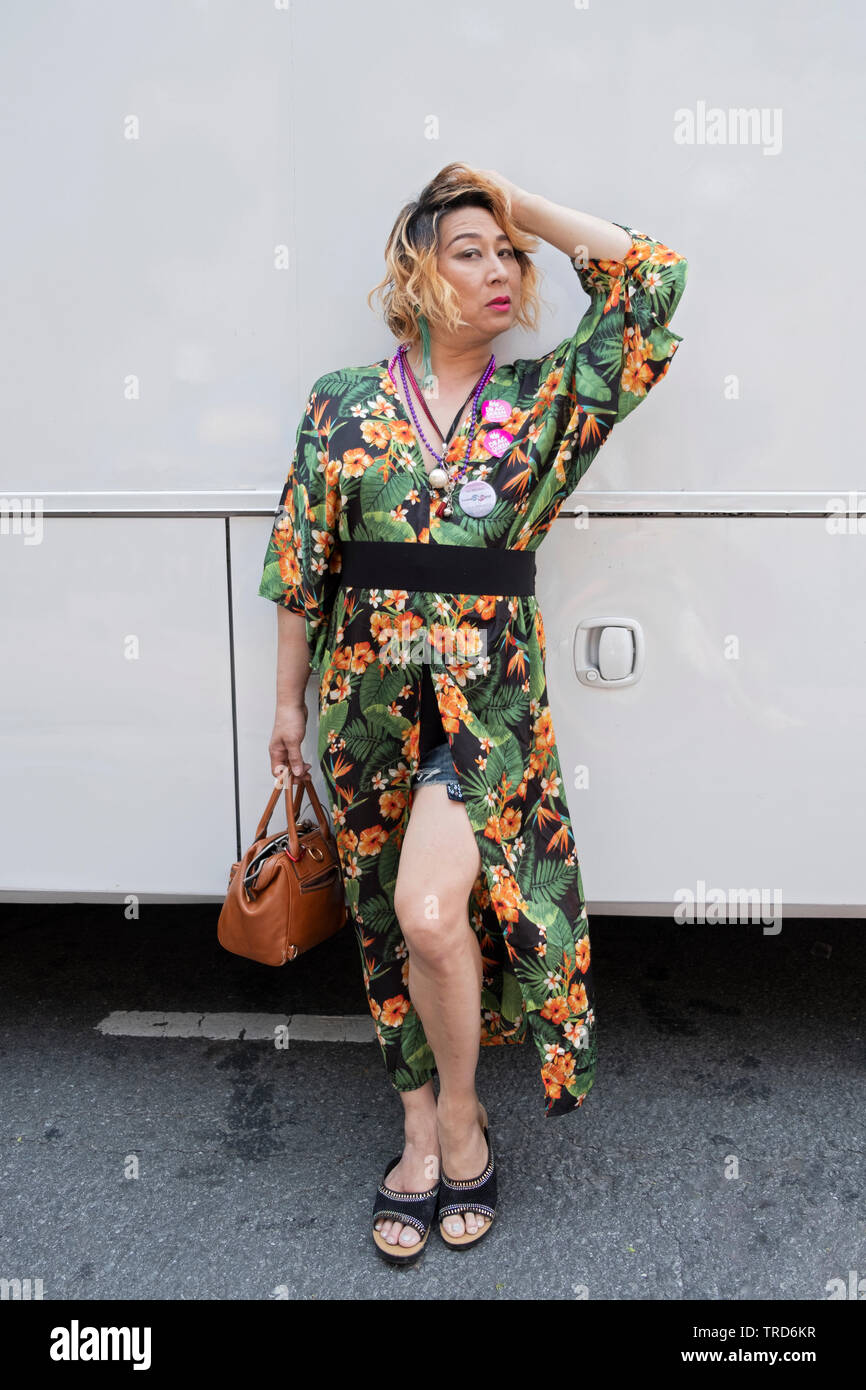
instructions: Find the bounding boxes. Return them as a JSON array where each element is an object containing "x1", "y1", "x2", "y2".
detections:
[{"x1": 413, "y1": 305, "x2": 436, "y2": 394}]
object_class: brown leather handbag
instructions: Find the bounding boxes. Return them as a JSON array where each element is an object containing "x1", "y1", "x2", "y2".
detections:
[{"x1": 218, "y1": 772, "x2": 347, "y2": 966}]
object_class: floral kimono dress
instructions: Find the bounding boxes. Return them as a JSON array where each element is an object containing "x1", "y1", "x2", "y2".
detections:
[{"x1": 258, "y1": 222, "x2": 688, "y2": 1116}]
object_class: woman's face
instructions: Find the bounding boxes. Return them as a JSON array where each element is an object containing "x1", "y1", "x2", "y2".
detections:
[{"x1": 432, "y1": 205, "x2": 522, "y2": 339}]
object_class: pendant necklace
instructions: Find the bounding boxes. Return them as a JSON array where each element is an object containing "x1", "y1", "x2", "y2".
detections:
[
  {"x1": 388, "y1": 342, "x2": 496, "y2": 518},
  {"x1": 402, "y1": 364, "x2": 506, "y2": 519}
]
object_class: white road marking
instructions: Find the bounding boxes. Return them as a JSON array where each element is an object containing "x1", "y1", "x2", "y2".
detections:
[{"x1": 96, "y1": 1011, "x2": 376, "y2": 1042}]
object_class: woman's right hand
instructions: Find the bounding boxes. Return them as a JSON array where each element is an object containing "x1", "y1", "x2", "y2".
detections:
[{"x1": 269, "y1": 701, "x2": 312, "y2": 782}]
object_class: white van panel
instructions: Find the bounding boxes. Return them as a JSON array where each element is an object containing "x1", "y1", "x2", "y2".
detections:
[
  {"x1": 0, "y1": 518, "x2": 235, "y2": 894},
  {"x1": 540, "y1": 511, "x2": 865, "y2": 913}
]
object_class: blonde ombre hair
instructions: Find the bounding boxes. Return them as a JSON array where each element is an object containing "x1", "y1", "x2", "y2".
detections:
[{"x1": 367, "y1": 162, "x2": 544, "y2": 345}]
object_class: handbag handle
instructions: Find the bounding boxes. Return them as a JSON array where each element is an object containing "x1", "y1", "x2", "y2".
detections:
[{"x1": 254, "y1": 771, "x2": 333, "y2": 859}]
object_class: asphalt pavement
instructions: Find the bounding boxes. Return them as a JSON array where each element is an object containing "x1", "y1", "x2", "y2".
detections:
[{"x1": 0, "y1": 904, "x2": 863, "y2": 1301}]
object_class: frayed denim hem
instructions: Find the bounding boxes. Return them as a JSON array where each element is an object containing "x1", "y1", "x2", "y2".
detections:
[
  {"x1": 412, "y1": 739, "x2": 464, "y2": 801},
  {"x1": 413, "y1": 769, "x2": 465, "y2": 802}
]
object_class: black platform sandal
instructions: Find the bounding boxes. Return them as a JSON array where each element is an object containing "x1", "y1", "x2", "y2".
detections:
[
  {"x1": 371, "y1": 1155, "x2": 440, "y2": 1265},
  {"x1": 437, "y1": 1103, "x2": 497, "y2": 1250}
]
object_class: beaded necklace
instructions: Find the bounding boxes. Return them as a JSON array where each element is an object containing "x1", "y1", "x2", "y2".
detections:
[{"x1": 388, "y1": 342, "x2": 496, "y2": 518}]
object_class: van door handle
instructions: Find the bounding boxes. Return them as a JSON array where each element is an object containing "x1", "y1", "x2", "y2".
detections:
[{"x1": 573, "y1": 617, "x2": 645, "y2": 687}]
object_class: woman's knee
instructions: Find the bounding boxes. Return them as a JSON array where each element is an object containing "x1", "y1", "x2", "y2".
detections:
[
  {"x1": 393, "y1": 784, "x2": 482, "y2": 959},
  {"x1": 392, "y1": 888, "x2": 472, "y2": 963}
]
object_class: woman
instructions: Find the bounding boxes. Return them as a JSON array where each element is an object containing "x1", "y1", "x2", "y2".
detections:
[{"x1": 259, "y1": 162, "x2": 688, "y2": 1262}]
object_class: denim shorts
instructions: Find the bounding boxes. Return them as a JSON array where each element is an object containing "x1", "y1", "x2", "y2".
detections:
[{"x1": 412, "y1": 739, "x2": 464, "y2": 802}]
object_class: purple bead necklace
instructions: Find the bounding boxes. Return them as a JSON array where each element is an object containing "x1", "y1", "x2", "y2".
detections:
[{"x1": 388, "y1": 342, "x2": 496, "y2": 518}]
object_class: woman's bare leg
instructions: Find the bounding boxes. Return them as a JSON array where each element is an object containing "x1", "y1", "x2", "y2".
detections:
[{"x1": 373, "y1": 783, "x2": 488, "y2": 1247}]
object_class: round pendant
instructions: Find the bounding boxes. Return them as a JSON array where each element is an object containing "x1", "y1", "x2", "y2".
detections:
[
  {"x1": 482, "y1": 397, "x2": 511, "y2": 424},
  {"x1": 428, "y1": 467, "x2": 449, "y2": 489},
  {"x1": 483, "y1": 428, "x2": 514, "y2": 458},
  {"x1": 458, "y1": 479, "x2": 497, "y2": 518}
]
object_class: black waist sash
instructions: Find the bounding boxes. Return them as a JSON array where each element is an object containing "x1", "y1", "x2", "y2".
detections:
[{"x1": 337, "y1": 540, "x2": 536, "y2": 596}]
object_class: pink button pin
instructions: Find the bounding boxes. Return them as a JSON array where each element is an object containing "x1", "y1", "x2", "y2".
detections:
[
  {"x1": 481, "y1": 398, "x2": 511, "y2": 424},
  {"x1": 484, "y1": 428, "x2": 514, "y2": 457}
]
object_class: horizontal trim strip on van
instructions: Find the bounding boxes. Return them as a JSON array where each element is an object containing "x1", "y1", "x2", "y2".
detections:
[{"x1": 3, "y1": 490, "x2": 853, "y2": 518}]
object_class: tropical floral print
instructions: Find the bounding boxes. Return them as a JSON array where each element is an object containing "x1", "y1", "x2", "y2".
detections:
[{"x1": 258, "y1": 223, "x2": 688, "y2": 1115}]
